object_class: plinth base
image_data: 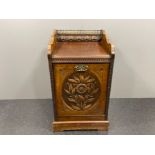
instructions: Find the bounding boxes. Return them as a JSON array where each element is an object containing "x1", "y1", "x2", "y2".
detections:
[{"x1": 52, "y1": 120, "x2": 109, "y2": 132}]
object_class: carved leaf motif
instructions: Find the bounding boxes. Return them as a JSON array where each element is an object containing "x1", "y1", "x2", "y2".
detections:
[
  {"x1": 85, "y1": 104, "x2": 92, "y2": 109},
  {"x1": 73, "y1": 76, "x2": 80, "y2": 83},
  {"x1": 86, "y1": 78, "x2": 95, "y2": 83},
  {"x1": 78, "y1": 95, "x2": 85, "y2": 101},
  {"x1": 68, "y1": 79, "x2": 78, "y2": 83},
  {"x1": 84, "y1": 76, "x2": 90, "y2": 81},
  {"x1": 68, "y1": 83, "x2": 73, "y2": 92},
  {"x1": 87, "y1": 98, "x2": 95, "y2": 103},
  {"x1": 64, "y1": 89, "x2": 71, "y2": 94},
  {"x1": 71, "y1": 87, "x2": 76, "y2": 94},
  {"x1": 68, "y1": 98, "x2": 76, "y2": 103}
]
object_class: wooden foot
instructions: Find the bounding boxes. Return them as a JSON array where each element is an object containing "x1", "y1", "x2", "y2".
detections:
[{"x1": 52, "y1": 120, "x2": 109, "y2": 132}]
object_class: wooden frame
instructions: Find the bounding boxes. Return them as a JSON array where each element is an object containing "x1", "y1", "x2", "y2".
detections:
[{"x1": 48, "y1": 30, "x2": 115, "y2": 132}]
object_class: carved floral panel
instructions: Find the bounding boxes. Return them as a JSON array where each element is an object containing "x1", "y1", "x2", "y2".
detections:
[{"x1": 62, "y1": 71, "x2": 101, "y2": 111}]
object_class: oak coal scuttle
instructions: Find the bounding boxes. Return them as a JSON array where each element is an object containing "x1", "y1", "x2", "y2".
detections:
[{"x1": 48, "y1": 30, "x2": 115, "y2": 132}]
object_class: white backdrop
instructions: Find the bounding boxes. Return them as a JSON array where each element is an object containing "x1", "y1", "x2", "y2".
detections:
[{"x1": 0, "y1": 19, "x2": 155, "y2": 99}]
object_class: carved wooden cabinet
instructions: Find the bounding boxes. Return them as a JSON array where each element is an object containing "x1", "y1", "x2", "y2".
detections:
[{"x1": 48, "y1": 30, "x2": 115, "y2": 132}]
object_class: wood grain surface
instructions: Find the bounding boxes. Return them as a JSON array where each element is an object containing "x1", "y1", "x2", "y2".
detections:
[{"x1": 48, "y1": 30, "x2": 115, "y2": 131}]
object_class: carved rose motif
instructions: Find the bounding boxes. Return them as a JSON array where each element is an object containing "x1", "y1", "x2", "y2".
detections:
[{"x1": 62, "y1": 72, "x2": 101, "y2": 111}]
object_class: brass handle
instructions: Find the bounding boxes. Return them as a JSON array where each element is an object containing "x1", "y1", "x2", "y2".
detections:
[{"x1": 74, "y1": 64, "x2": 88, "y2": 72}]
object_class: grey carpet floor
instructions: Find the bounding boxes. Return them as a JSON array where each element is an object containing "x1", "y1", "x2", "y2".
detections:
[{"x1": 0, "y1": 98, "x2": 155, "y2": 135}]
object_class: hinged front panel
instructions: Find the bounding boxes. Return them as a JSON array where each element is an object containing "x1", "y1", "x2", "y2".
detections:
[{"x1": 53, "y1": 63, "x2": 109, "y2": 119}]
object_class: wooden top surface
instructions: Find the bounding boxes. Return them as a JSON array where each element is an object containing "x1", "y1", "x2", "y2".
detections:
[{"x1": 52, "y1": 42, "x2": 111, "y2": 59}]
